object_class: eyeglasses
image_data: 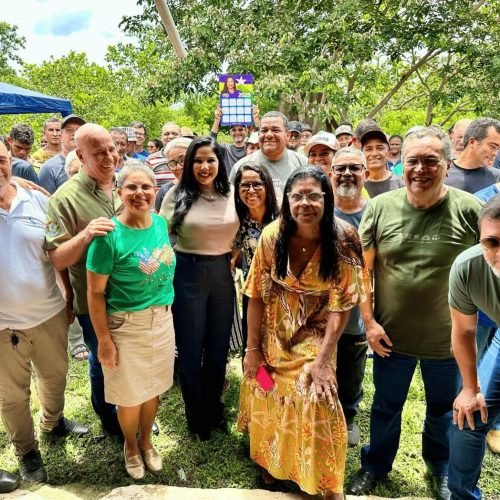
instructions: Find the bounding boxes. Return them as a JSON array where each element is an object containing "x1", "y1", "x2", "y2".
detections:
[
  {"x1": 239, "y1": 182, "x2": 265, "y2": 192},
  {"x1": 404, "y1": 157, "x2": 442, "y2": 169},
  {"x1": 123, "y1": 183, "x2": 155, "y2": 193},
  {"x1": 167, "y1": 157, "x2": 184, "y2": 169},
  {"x1": 480, "y1": 237, "x2": 500, "y2": 250},
  {"x1": 332, "y1": 164, "x2": 364, "y2": 174},
  {"x1": 287, "y1": 191, "x2": 325, "y2": 203}
]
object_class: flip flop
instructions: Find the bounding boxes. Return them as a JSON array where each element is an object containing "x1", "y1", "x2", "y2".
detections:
[{"x1": 70, "y1": 344, "x2": 89, "y2": 361}]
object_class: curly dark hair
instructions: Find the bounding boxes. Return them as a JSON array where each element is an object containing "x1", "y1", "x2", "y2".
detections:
[
  {"x1": 233, "y1": 162, "x2": 279, "y2": 226},
  {"x1": 170, "y1": 136, "x2": 230, "y2": 235},
  {"x1": 276, "y1": 167, "x2": 340, "y2": 281}
]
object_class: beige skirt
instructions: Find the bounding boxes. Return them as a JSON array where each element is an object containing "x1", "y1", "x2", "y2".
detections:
[{"x1": 103, "y1": 306, "x2": 175, "y2": 407}]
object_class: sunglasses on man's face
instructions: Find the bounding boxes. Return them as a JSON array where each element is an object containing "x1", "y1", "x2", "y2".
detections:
[{"x1": 480, "y1": 237, "x2": 500, "y2": 250}]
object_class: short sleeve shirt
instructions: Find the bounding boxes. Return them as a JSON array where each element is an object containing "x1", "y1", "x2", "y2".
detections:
[
  {"x1": 359, "y1": 187, "x2": 482, "y2": 358},
  {"x1": 45, "y1": 170, "x2": 122, "y2": 314},
  {"x1": 448, "y1": 244, "x2": 500, "y2": 325},
  {"x1": 86, "y1": 215, "x2": 176, "y2": 313}
]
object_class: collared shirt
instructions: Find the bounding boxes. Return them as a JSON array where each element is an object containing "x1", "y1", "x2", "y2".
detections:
[
  {"x1": 0, "y1": 184, "x2": 65, "y2": 329},
  {"x1": 45, "y1": 170, "x2": 122, "y2": 314}
]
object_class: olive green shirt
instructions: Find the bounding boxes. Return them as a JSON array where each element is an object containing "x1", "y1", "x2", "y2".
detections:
[
  {"x1": 44, "y1": 170, "x2": 122, "y2": 315},
  {"x1": 359, "y1": 187, "x2": 482, "y2": 359}
]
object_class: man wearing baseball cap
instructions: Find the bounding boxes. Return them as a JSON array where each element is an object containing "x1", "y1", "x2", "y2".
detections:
[
  {"x1": 286, "y1": 121, "x2": 302, "y2": 151},
  {"x1": 210, "y1": 105, "x2": 261, "y2": 174},
  {"x1": 361, "y1": 125, "x2": 404, "y2": 198},
  {"x1": 39, "y1": 114, "x2": 86, "y2": 194},
  {"x1": 304, "y1": 131, "x2": 339, "y2": 175},
  {"x1": 244, "y1": 132, "x2": 259, "y2": 156},
  {"x1": 335, "y1": 124, "x2": 354, "y2": 148}
]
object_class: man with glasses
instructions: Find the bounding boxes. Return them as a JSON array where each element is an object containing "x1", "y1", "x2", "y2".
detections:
[
  {"x1": 45, "y1": 124, "x2": 123, "y2": 438},
  {"x1": 39, "y1": 115, "x2": 86, "y2": 194},
  {"x1": 331, "y1": 147, "x2": 369, "y2": 446},
  {"x1": 347, "y1": 127, "x2": 482, "y2": 500},
  {"x1": 231, "y1": 111, "x2": 307, "y2": 202},
  {"x1": 447, "y1": 196, "x2": 500, "y2": 500},
  {"x1": 129, "y1": 121, "x2": 148, "y2": 160},
  {"x1": 154, "y1": 137, "x2": 192, "y2": 212},
  {"x1": 447, "y1": 196, "x2": 500, "y2": 498},
  {"x1": 445, "y1": 117, "x2": 500, "y2": 194}
]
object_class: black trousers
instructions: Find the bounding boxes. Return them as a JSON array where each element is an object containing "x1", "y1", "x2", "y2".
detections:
[
  {"x1": 172, "y1": 252, "x2": 234, "y2": 432},
  {"x1": 336, "y1": 333, "x2": 368, "y2": 425}
]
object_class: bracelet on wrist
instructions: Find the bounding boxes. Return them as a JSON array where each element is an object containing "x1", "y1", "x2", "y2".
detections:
[{"x1": 245, "y1": 347, "x2": 261, "y2": 353}]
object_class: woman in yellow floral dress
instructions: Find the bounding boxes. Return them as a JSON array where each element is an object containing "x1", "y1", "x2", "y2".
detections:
[{"x1": 238, "y1": 167, "x2": 370, "y2": 499}]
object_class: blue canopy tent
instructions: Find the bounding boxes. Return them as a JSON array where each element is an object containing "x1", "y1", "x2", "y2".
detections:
[{"x1": 0, "y1": 82, "x2": 73, "y2": 116}]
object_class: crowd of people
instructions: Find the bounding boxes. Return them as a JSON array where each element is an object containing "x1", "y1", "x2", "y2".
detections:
[{"x1": 0, "y1": 107, "x2": 499, "y2": 500}]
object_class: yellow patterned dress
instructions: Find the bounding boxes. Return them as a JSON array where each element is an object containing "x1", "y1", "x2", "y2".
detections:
[{"x1": 237, "y1": 220, "x2": 370, "y2": 495}]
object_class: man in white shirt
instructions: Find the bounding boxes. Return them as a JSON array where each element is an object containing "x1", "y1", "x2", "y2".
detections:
[{"x1": 0, "y1": 141, "x2": 88, "y2": 485}]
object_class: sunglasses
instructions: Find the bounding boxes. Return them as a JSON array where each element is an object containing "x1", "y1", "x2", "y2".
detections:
[
  {"x1": 332, "y1": 164, "x2": 364, "y2": 174},
  {"x1": 480, "y1": 237, "x2": 500, "y2": 250}
]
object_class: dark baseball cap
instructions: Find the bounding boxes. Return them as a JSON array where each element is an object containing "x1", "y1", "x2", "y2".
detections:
[
  {"x1": 360, "y1": 126, "x2": 389, "y2": 147},
  {"x1": 61, "y1": 114, "x2": 86, "y2": 129},
  {"x1": 288, "y1": 121, "x2": 302, "y2": 133}
]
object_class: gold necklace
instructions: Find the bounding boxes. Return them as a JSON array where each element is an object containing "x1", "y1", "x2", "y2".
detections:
[{"x1": 200, "y1": 193, "x2": 217, "y2": 206}]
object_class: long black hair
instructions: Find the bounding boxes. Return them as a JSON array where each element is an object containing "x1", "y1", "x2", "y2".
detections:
[
  {"x1": 276, "y1": 167, "x2": 340, "y2": 281},
  {"x1": 170, "y1": 136, "x2": 230, "y2": 235},
  {"x1": 233, "y1": 162, "x2": 279, "y2": 225}
]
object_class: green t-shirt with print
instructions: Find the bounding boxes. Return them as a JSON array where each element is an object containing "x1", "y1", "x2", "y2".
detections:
[
  {"x1": 359, "y1": 187, "x2": 482, "y2": 359},
  {"x1": 86, "y1": 214, "x2": 176, "y2": 313}
]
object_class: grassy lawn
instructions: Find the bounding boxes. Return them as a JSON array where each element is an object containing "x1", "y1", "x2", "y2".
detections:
[{"x1": 0, "y1": 355, "x2": 498, "y2": 499}]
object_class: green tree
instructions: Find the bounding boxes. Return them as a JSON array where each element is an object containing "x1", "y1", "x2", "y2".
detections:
[
  {"x1": 119, "y1": 0, "x2": 500, "y2": 127},
  {"x1": 0, "y1": 21, "x2": 25, "y2": 79}
]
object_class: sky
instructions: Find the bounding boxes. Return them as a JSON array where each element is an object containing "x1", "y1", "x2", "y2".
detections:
[{"x1": 3, "y1": 0, "x2": 145, "y2": 66}]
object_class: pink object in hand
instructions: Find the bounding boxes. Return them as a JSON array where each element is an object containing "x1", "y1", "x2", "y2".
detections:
[{"x1": 256, "y1": 365, "x2": 275, "y2": 391}]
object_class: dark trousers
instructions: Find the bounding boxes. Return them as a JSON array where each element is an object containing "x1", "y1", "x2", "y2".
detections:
[
  {"x1": 77, "y1": 314, "x2": 118, "y2": 430},
  {"x1": 172, "y1": 252, "x2": 234, "y2": 432},
  {"x1": 361, "y1": 351, "x2": 460, "y2": 477},
  {"x1": 337, "y1": 333, "x2": 368, "y2": 425}
]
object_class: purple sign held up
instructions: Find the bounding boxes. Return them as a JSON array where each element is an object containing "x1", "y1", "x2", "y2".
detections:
[{"x1": 219, "y1": 73, "x2": 254, "y2": 127}]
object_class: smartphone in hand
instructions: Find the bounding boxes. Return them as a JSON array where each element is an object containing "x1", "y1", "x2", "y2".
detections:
[{"x1": 256, "y1": 365, "x2": 275, "y2": 391}]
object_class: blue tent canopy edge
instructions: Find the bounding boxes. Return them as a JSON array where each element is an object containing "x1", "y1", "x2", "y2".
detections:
[{"x1": 0, "y1": 82, "x2": 73, "y2": 117}]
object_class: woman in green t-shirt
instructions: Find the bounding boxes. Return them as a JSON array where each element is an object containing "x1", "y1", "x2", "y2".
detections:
[{"x1": 87, "y1": 161, "x2": 176, "y2": 480}]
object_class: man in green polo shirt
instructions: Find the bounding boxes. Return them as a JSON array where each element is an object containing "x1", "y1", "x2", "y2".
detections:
[{"x1": 45, "y1": 124, "x2": 123, "y2": 436}]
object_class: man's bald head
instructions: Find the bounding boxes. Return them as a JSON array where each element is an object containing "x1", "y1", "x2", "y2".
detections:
[
  {"x1": 75, "y1": 124, "x2": 110, "y2": 151},
  {"x1": 74, "y1": 124, "x2": 119, "y2": 184}
]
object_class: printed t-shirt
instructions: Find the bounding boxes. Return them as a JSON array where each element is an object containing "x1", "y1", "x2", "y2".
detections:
[
  {"x1": 359, "y1": 187, "x2": 482, "y2": 358},
  {"x1": 87, "y1": 215, "x2": 176, "y2": 313}
]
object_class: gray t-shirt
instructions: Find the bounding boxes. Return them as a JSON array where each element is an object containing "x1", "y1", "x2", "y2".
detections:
[
  {"x1": 39, "y1": 153, "x2": 67, "y2": 194},
  {"x1": 445, "y1": 161, "x2": 500, "y2": 194},
  {"x1": 449, "y1": 244, "x2": 500, "y2": 324},
  {"x1": 334, "y1": 204, "x2": 368, "y2": 335},
  {"x1": 210, "y1": 132, "x2": 246, "y2": 175},
  {"x1": 230, "y1": 149, "x2": 307, "y2": 202},
  {"x1": 365, "y1": 173, "x2": 404, "y2": 198}
]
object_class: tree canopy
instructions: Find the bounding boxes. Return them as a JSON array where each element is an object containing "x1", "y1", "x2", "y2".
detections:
[{"x1": 0, "y1": 1, "x2": 499, "y2": 139}]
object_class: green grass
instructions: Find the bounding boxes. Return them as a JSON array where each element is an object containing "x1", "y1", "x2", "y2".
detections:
[{"x1": 0, "y1": 356, "x2": 498, "y2": 499}]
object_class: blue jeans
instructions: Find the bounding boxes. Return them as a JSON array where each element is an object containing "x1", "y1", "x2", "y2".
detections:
[
  {"x1": 337, "y1": 333, "x2": 368, "y2": 425},
  {"x1": 77, "y1": 314, "x2": 118, "y2": 430},
  {"x1": 448, "y1": 328, "x2": 500, "y2": 500},
  {"x1": 361, "y1": 351, "x2": 460, "y2": 477}
]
